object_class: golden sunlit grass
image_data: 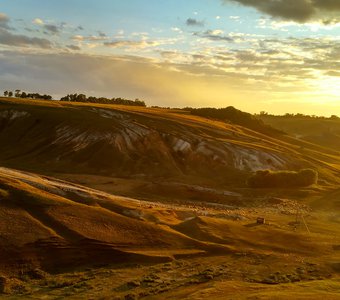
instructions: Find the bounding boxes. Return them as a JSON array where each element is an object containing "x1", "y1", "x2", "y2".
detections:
[{"x1": 1, "y1": 167, "x2": 339, "y2": 299}]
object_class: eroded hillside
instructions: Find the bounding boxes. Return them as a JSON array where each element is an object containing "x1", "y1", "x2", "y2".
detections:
[{"x1": 0, "y1": 98, "x2": 339, "y2": 187}]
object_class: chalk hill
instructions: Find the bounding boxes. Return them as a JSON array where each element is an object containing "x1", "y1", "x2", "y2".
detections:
[{"x1": 0, "y1": 98, "x2": 339, "y2": 186}]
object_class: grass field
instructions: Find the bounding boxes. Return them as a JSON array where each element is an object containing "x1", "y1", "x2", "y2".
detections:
[{"x1": 0, "y1": 166, "x2": 339, "y2": 299}]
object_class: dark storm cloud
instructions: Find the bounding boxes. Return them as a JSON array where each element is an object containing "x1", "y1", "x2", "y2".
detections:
[
  {"x1": 224, "y1": 0, "x2": 340, "y2": 23},
  {"x1": 186, "y1": 18, "x2": 205, "y2": 27}
]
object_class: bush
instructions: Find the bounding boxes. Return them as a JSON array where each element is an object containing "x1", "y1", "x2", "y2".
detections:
[{"x1": 247, "y1": 169, "x2": 318, "y2": 188}]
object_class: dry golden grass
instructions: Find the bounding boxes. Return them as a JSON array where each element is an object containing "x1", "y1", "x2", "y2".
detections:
[
  {"x1": 0, "y1": 97, "x2": 339, "y2": 299},
  {"x1": 0, "y1": 167, "x2": 339, "y2": 298}
]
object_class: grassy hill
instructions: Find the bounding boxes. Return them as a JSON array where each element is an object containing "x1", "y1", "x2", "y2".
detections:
[
  {"x1": 0, "y1": 167, "x2": 219, "y2": 274},
  {"x1": 0, "y1": 166, "x2": 339, "y2": 298},
  {"x1": 258, "y1": 115, "x2": 340, "y2": 152},
  {"x1": 0, "y1": 97, "x2": 339, "y2": 188},
  {"x1": 0, "y1": 98, "x2": 339, "y2": 298}
]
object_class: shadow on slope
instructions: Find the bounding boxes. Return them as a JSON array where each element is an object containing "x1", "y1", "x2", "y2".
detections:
[{"x1": 0, "y1": 168, "x2": 233, "y2": 275}]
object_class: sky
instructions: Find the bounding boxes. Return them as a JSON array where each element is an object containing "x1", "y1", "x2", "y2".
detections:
[{"x1": 0, "y1": 0, "x2": 340, "y2": 116}]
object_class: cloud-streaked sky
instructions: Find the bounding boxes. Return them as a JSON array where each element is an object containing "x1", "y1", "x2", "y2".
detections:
[{"x1": 1, "y1": 0, "x2": 339, "y2": 115}]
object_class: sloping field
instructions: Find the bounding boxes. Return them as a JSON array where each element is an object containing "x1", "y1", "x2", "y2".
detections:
[
  {"x1": 0, "y1": 166, "x2": 230, "y2": 274},
  {"x1": 0, "y1": 98, "x2": 339, "y2": 298},
  {"x1": 0, "y1": 166, "x2": 339, "y2": 299},
  {"x1": 259, "y1": 115, "x2": 340, "y2": 152}
]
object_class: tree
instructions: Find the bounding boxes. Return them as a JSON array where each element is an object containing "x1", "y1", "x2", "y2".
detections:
[
  {"x1": 8, "y1": 91, "x2": 13, "y2": 97},
  {"x1": 15, "y1": 89, "x2": 21, "y2": 97},
  {"x1": 20, "y1": 92, "x2": 27, "y2": 98},
  {"x1": 77, "y1": 94, "x2": 87, "y2": 102},
  {"x1": 60, "y1": 94, "x2": 70, "y2": 101},
  {"x1": 60, "y1": 92, "x2": 146, "y2": 107},
  {"x1": 3, "y1": 91, "x2": 8, "y2": 97}
]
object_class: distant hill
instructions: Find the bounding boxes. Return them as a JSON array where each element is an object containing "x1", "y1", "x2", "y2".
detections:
[
  {"x1": 258, "y1": 114, "x2": 340, "y2": 152},
  {"x1": 184, "y1": 107, "x2": 285, "y2": 136}
]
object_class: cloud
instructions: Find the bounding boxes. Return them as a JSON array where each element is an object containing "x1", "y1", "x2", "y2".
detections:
[
  {"x1": 326, "y1": 70, "x2": 340, "y2": 77},
  {"x1": 0, "y1": 14, "x2": 51, "y2": 48},
  {"x1": 186, "y1": 18, "x2": 205, "y2": 27},
  {"x1": 32, "y1": 18, "x2": 61, "y2": 34},
  {"x1": 195, "y1": 29, "x2": 234, "y2": 42},
  {"x1": 32, "y1": 18, "x2": 44, "y2": 25},
  {"x1": 66, "y1": 44, "x2": 81, "y2": 51},
  {"x1": 76, "y1": 25, "x2": 84, "y2": 31},
  {"x1": 72, "y1": 34, "x2": 108, "y2": 41},
  {"x1": 43, "y1": 24, "x2": 60, "y2": 34},
  {"x1": 0, "y1": 13, "x2": 10, "y2": 30},
  {"x1": 0, "y1": 51, "x2": 262, "y2": 110},
  {"x1": 171, "y1": 27, "x2": 183, "y2": 33},
  {"x1": 224, "y1": 0, "x2": 340, "y2": 23},
  {"x1": 1, "y1": 48, "x2": 339, "y2": 115},
  {"x1": 0, "y1": 28, "x2": 52, "y2": 48},
  {"x1": 104, "y1": 40, "x2": 160, "y2": 49}
]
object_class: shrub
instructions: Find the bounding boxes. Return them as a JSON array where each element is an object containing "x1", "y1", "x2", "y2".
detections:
[{"x1": 247, "y1": 169, "x2": 318, "y2": 188}]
